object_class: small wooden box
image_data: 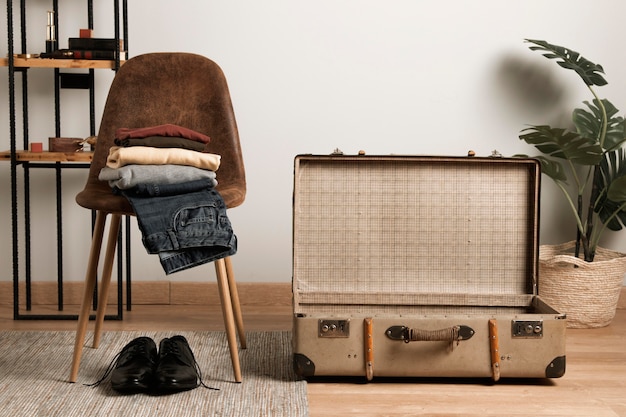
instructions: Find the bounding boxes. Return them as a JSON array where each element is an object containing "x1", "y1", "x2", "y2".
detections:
[{"x1": 48, "y1": 137, "x2": 83, "y2": 153}]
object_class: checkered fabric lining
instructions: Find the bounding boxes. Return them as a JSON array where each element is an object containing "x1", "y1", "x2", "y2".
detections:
[{"x1": 293, "y1": 158, "x2": 536, "y2": 310}]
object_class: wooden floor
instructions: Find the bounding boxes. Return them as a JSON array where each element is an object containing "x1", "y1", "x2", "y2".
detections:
[{"x1": 1, "y1": 303, "x2": 625, "y2": 417}]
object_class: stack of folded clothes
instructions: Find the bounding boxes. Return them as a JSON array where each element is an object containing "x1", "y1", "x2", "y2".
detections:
[{"x1": 98, "y1": 124, "x2": 237, "y2": 275}]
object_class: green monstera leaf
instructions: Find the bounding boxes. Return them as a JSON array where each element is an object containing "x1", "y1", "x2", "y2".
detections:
[
  {"x1": 519, "y1": 125, "x2": 603, "y2": 165},
  {"x1": 608, "y1": 176, "x2": 626, "y2": 202},
  {"x1": 596, "y1": 193, "x2": 626, "y2": 231},
  {"x1": 595, "y1": 150, "x2": 626, "y2": 230},
  {"x1": 521, "y1": 39, "x2": 626, "y2": 260},
  {"x1": 513, "y1": 154, "x2": 568, "y2": 183},
  {"x1": 573, "y1": 99, "x2": 626, "y2": 151},
  {"x1": 525, "y1": 39, "x2": 607, "y2": 87}
]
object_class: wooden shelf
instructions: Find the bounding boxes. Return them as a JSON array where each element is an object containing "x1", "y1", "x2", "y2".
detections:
[
  {"x1": 0, "y1": 56, "x2": 124, "y2": 69},
  {"x1": 0, "y1": 150, "x2": 93, "y2": 163}
]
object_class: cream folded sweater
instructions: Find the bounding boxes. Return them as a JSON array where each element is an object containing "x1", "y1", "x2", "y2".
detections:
[{"x1": 106, "y1": 146, "x2": 221, "y2": 171}]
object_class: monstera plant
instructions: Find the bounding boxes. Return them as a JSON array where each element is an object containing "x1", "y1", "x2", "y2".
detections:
[{"x1": 518, "y1": 39, "x2": 626, "y2": 262}]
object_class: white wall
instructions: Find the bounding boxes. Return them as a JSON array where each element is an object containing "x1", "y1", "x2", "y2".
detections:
[{"x1": 1, "y1": 0, "x2": 625, "y2": 284}]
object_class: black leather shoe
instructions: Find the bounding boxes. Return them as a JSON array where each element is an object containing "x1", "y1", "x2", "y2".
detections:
[
  {"x1": 109, "y1": 336, "x2": 158, "y2": 393},
  {"x1": 154, "y1": 335, "x2": 202, "y2": 393}
]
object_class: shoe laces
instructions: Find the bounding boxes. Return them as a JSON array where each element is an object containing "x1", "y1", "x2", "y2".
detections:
[{"x1": 85, "y1": 337, "x2": 155, "y2": 388}]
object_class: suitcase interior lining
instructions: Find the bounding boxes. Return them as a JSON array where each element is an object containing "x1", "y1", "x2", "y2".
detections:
[
  {"x1": 293, "y1": 157, "x2": 541, "y2": 315},
  {"x1": 294, "y1": 294, "x2": 560, "y2": 316},
  {"x1": 294, "y1": 293, "x2": 553, "y2": 315},
  {"x1": 295, "y1": 305, "x2": 532, "y2": 315}
]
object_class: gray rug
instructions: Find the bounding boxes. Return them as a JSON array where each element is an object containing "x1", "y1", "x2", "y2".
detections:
[{"x1": 0, "y1": 330, "x2": 308, "y2": 416}]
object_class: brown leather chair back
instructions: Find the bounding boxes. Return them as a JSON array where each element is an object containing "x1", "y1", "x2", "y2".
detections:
[{"x1": 76, "y1": 53, "x2": 246, "y2": 213}]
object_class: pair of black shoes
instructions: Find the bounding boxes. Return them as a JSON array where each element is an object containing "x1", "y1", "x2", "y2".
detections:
[{"x1": 93, "y1": 335, "x2": 209, "y2": 394}]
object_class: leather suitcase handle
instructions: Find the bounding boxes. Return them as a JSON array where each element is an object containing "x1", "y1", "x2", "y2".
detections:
[{"x1": 386, "y1": 325, "x2": 475, "y2": 343}]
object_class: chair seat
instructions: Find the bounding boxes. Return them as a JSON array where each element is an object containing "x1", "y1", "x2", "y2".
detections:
[
  {"x1": 76, "y1": 182, "x2": 133, "y2": 214},
  {"x1": 214, "y1": 185, "x2": 246, "y2": 210}
]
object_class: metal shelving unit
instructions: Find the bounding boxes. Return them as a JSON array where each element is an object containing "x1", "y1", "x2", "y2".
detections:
[{"x1": 3, "y1": 0, "x2": 131, "y2": 320}]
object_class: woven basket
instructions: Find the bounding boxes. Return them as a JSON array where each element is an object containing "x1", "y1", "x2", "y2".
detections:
[{"x1": 539, "y1": 241, "x2": 626, "y2": 328}]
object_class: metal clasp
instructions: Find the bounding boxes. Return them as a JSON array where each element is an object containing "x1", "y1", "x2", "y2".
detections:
[
  {"x1": 318, "y1": 319, "x2": 350, "y2": 338},
  {"x1": 512, "y1": 320, "x2": 543, "y2": 338}
]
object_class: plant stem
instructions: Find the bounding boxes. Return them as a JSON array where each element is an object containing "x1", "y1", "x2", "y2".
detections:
[
  {"x1": 583, "y1": 86, "x2": 608, "y2": 262},
  {"x1": 555, "y1": 180, "x2": 586, "y2": 236},
  {"x1": 568, "y1": 159, "x2": 587, "y2": 258},
  {"x1": 585, "y1": 165, "x2": 602, "y2": 261},
  {"x1": 588, "y1": 87, "x2": 608, "y2": 148},
  {"x1": 575, "y1": 194, "x2": 583, "y2": 258}
]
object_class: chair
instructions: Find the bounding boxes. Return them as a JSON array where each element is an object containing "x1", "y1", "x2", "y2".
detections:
[{"x1": 69, "y1": 53, "x2": 247, "y2": 383}]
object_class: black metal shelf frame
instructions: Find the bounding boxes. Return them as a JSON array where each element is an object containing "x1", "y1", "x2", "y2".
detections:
[{"x1": 6, "y1": 0, "x2": 131, "y2": 320}]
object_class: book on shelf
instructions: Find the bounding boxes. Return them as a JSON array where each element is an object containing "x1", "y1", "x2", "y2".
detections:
[
  {"x1": 70, "y1": 49, "x2": 122, "y2": 60},
  {"x1": 40, "y1": 49, "x2": 123, "y2": 60},
  {"x1": 68, "y1": 37, "x2": 124, "y2": 51}
]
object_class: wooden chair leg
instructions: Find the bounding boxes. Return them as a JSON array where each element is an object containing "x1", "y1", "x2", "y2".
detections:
[
  {"x1": 215, "y1": 258, "x2": 242, "y2": 382},
  {"x1": 69, "y1": 211, "x2": 107, "y2": 383},
  {"x1": 224, "y1": 256, "x2": 247, "y2": 349},
  {"x1": 92, "y1": 214, "x2": 122, "y2": 348}
]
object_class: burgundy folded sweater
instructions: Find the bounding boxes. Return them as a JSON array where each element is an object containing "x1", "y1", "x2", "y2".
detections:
[{"x1": 115, "y1": 124, "x2": 211, "y2": 144}]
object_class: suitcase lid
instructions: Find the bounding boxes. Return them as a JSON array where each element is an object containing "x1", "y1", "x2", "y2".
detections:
[{"x1": 292, "y1": 154, "x2": 541, "y2": 314}]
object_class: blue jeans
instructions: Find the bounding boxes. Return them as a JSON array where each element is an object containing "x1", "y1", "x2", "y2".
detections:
[{"x1": 121, "y1": 183, "x2": 237, "y2": 275}]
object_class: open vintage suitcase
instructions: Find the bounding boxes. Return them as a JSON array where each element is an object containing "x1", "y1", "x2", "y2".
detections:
[{"x1": 292, "y1": 154, "x2": 566, "y2": 381}]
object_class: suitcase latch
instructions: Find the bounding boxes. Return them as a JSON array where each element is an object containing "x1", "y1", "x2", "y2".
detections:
[
  {"x1": 319, "y1": 319, "x2": 350, "y2": 338},
  {"x1": 511, "y1": 320, "x2": 543, "y2": 338}
]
